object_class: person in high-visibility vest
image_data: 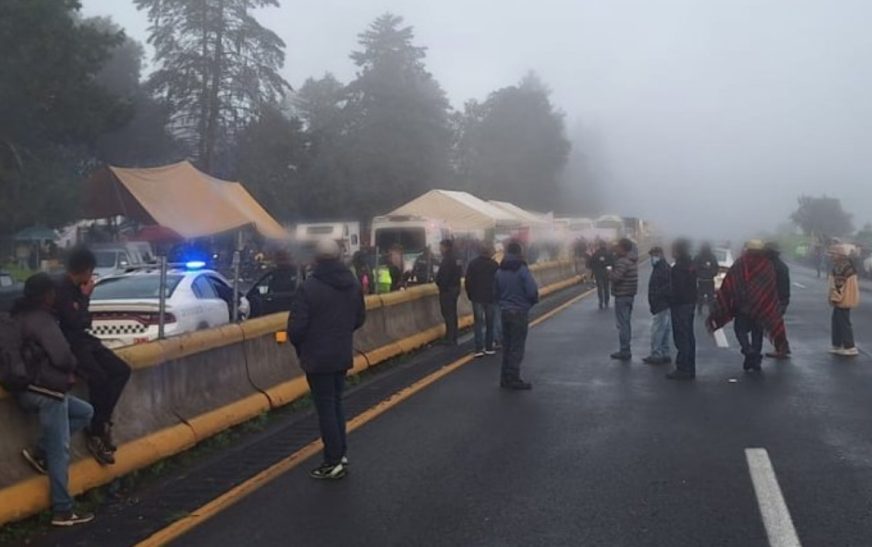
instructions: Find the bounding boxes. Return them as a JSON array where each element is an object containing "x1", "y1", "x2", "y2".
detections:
[{"x1": 376, "y1": 265, "x2": 393, "y2": 294}]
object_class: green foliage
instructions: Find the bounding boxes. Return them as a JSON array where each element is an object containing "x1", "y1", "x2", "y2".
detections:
[
  {"x1": 790, "y1": 195, "x2": 854, "y2": 238},
  {"x1": 454, "y1": 72, "x2": 570, "y2": 211},
  {"x1": 0, "y1": 0, "x2": 131, "y2": 234},
  {"x1": 134, "y1": 0, "x2": 291, "y2": 174}
]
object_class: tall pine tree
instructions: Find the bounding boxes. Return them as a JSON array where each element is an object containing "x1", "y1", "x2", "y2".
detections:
[{"x1": 134, "y1": 0, "x2": 290, "y2": 174}]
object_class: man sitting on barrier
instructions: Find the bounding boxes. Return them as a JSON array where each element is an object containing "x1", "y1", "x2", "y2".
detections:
[
  {"x1": 7, "y1": 273, "x2": 96, "y2": 526},
  {"x1": 289, "y1": 239, "x2": 366, "y2": 480},
  {"x1": 55, "y1": 248, "x2": 130, "y2": 466}
]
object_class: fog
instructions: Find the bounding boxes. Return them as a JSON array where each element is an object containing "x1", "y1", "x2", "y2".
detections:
[{"x1": 83, "y1": 0, "x2": 872, "y2": 241}]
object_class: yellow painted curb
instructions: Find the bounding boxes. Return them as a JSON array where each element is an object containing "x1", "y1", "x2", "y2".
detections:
[{"x1": 185, "y1": 392, "x2": 272, "y2": 442}]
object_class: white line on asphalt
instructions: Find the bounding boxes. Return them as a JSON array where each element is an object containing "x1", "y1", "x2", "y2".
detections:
[
  {"x1": 792, "y1": 282, "x2": 807, "y2": 289},
  {"x1": 713, "y1": 328, "x2": 729, "y2": 348},
  {"x1": 745, "y1": 448, "x2": 802, "y2": 547}
]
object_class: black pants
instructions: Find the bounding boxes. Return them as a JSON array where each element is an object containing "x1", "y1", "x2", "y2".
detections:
[
  {"x1": 594, "y1": 272, "x2": 610, "y2": 308},
  {"x1": 832, "y1": 307, "x2": 855, "y2": 349},
  {"x1": 74, "y1": 343, "x2": 131, "y2": 431},
  {"x1": 439, "y1": 287, "x2": 460, "y2": 343},
  {"x1": 671, "y1": 304, "x2": 696, "y2": 374},
  {"x1": 734, "y1": 314, "x2": 764, "y2": 367},
  {"x1": 697, "y1": 279, "x2": 715, "y2": 314},
  {"x1": 306, "y1": 372, "x2": 347, "y2": 466},
  {"x1": 501, "y1": 309, "x2": 529, "y2": 381}
]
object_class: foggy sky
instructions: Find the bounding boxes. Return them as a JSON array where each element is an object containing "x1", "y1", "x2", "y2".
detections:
[{"x1": 82, "y1": 0, "x2": 872, "y2": 241}]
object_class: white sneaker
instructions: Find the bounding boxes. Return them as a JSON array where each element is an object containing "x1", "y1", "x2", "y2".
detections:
[
  {"x1": 838, "y1": 347, "x2": 859, "y2": 357},
  {"x1": 474, "y1": 351, "x2": 486, "y2": 358},
  {"x1": 830, "y1": 346, "x2": 843, "y2": 354}
]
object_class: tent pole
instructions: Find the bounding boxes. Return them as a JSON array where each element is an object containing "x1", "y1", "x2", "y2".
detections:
[
  {"x1": 158, "y1": 255, "x2": 168, "y2": 339},
  {"x1": 232, "y1": 230, "x2": 242, "y2": 322}
]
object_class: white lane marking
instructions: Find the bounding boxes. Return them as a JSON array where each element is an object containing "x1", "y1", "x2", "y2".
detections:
[
  {"x1": 714, "y1": 328, "x2": 729, "y2": 348},
  {"x1": 792, "y1": 282, "x2": 807, "y2": 289},
  {"x1": 745, "y1": 448, "x2": 802, "y2": 547}
]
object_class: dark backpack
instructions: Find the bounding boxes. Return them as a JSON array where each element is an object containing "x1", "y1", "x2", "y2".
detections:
[{"x1": 0, "y1": 313, "x2": 33, "y2": 392}]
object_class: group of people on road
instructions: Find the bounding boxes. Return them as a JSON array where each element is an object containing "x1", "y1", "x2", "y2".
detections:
[
  {"x1": 289, "y1": 238, "x2": 539, "y2": 481},
  {"x1": 3, "y1": 248, "x2": 131, "y2": 526},
  {"x1": 593, "y1": 236, "x2": 861, "y2": 382}
]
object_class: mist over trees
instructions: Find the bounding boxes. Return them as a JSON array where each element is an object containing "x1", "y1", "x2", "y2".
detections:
[
  {"x1": 790, "y1": 195, "x2": 854, "y2": 239},
  {"x1": 1, "y1": 2, "x2": 579, "y2": 233}
]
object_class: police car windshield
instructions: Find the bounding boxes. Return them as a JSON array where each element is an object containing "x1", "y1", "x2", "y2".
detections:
[
  {"x1": 92, "y1": 275, "x2": 183, "y2": 300},
  {"x1": 94, "y1": 251, "x2": 119, "y2": 268}
]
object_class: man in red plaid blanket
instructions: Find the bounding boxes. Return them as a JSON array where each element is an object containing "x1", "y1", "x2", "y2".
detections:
[{"x1": 706, "y1": 240, "x2": 787, "y2": 372}]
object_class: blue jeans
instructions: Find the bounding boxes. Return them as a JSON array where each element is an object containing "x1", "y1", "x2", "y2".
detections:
[
  {"x1": 650, "y1": 309, "x2": 672, "y2": 359},
  {"x1": 671, "y1": 304, "x2": 697, "y2": 374},
  {"x1": 501, "y1": 309, "x2": 529, "y2": 381},
  {"x1": 472, "y1": 303, "x2": 498, "y2": 352},
  {"x1": 306, "y1": 372, "x2": 347, "y2": 466},
  {"x1": 614, "y1": 296, "x2": 634, "y2": 354},
  {"x1": 16, "y1": 392, "x2": 93, "y2": 513}
]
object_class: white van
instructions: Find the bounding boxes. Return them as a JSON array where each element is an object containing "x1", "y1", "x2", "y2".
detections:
[
  {"x1": 371, "y1": 215, "x2": 451, "y2": 272},
  {"x1": 295, "y1": 222, "x2": 361, "y2": 259}
]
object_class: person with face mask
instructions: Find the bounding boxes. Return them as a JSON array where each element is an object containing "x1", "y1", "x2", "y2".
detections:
[{"x1": 643, "y1": 247, "x2": 672, "y2": 365}]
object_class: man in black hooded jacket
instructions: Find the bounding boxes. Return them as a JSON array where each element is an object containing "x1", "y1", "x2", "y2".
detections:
[{"x1": 290, "y1": 240, "x2": 365, "y2": 480}]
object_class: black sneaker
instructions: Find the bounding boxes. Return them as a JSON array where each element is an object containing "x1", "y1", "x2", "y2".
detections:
[
  {"x1": 22, "y1": 448, "x2": 47, "y2": 475},
  {"x1": 642, "y1": 355, "x2": 667, "y2": 365},
  {"x1": 610, "y1": 352, "x2": 632, "y2": 361},
  {"x1": 87, "y1": 435, "x2": 115, "y2": 466},
  {"x1": 51, "y1": 511, "x2": 95, "y2": 527},
  {"x1": 500, "y1": 379, "x2": 532, "y2": 390},
  {"x1": 309, "y1": 462, "x2": 346, "y2": 480},
  {"x1": 101, "y1": 423, "x2": 118, "y2": 453},
  {"x1": 666, "y1": 370, "x2": 695, "y2": 381}
]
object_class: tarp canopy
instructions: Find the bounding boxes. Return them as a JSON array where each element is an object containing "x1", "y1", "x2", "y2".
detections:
[
  {"x1": 87, "y1": 161, "x2": 288, "y2": 240},
  {"x1": 14, "y1": 226, "x2": 57, "y2": 242},
  {"x1": 389, "y1": 190, "x2": 521, "y2": 232},
  {"x1": 488, "y1": 201, "x2": 550, "y2": 227}
]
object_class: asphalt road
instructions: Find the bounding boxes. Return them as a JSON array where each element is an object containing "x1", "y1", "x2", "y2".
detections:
[{"x1": 169, "y1": 263, "x2": 872, "y2": 547}]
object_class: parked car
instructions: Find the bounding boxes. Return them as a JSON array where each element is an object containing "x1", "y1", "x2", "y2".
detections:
[
  {"x1": 91, "y1": 242, "x2": 155, "y2": 278},
  {"x1": 0, "y1": 272, "x2": 22, "y2": 313},
  {"x1": 88, "y1": 266, "x2": 249, "y2": 348},
  {"x1": 713, "y1": 247, "x2": 735, "y2": 290},
  {"x1": 245, "y1": 266, "x2": 301, "y2": 318}
]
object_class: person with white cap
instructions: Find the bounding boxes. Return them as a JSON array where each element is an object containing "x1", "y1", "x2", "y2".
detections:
[
  {"x1": 828, "y1": 244, "x2": 860, "y2": 356},
  {"x1": 289, "y1": 239, "x2": 366, "y2": 480}
]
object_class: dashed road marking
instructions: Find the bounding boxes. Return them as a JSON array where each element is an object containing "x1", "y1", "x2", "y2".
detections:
[
  {"x1": 745, "y1": 448, "x2": 802, "y2": 547},
  {"x1": 714, "y1": 328, "x2": 729, "y2": 348},
  {"x1": 792, "y1": 282, "x2": 807, "y2": 289}
]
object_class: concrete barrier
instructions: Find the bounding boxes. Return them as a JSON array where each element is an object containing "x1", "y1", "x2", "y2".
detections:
[{"x1": 0, "y1": 260, "x2": 582, "y2": 526}]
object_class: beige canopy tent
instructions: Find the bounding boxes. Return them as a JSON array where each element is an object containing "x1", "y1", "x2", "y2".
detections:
[
  {"x1": 389, "y1": 190, "x2": 521, "y2": 233},
  {"x1": 87, "y1": 161, "x2": 287, "y2": 240},
  {"x1": 488, "y1": 200, "x2": 551, "y2": 227}
]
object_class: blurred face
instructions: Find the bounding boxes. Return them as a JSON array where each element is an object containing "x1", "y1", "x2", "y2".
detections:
[
  {"x1": 42, "y1": 288, "x2": 56, "y2": 309},
  {"x1": 70, "y1": 269, "x2": 94, "y2": 285},
  {"x1": 440, "y1": 243, "x2": 449, "y2": 255}
]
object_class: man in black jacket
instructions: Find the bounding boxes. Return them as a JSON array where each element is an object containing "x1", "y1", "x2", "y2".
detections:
[
  {"x1": 694, "y1": 243, "x2": 719, "y2": 315},
  {"x1": 765, "y1": 242, "x2": 792, "y2": 359},
  {"x1": 435, "y1": 239, "x2": 462, "y2": 345},
  {"x1": 588, "y1": 241, "x2": 614, "y2": 309},
  {"x1": 465, "y1": 244, "x2": 500, "y2": 357},
  {"x1": 55, "y1": 248, "x2": 130, "y2": 465},
  {"x1": 667, "y1": 239, "x2": 698, "y2": 380},
  {"x1": 644, "y1": 247, "x2": 672, "y2": 365},
  {"x1": 289, "y1": 239, "x2": 365, "y2": 480}
]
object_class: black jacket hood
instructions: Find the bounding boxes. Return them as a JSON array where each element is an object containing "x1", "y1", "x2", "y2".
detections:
[
  {"x1": 500, "y1": 254, "x2": 526, "y2": 272},
  {"x1": 313, "y1": 260, "x2": 358, "y2": 290}
]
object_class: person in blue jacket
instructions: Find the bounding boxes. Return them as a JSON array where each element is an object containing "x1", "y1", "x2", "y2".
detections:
[{"x1": 494, "y1": 241, "x2": 539, "y2": 390}]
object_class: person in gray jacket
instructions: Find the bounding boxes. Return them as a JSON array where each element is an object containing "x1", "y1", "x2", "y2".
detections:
[
  {"x1": 609, "y1": 239, "x2": 639, "y2": 361},
  {"x1": 12, "y1": 273, "x2": 95, "y2": 527}
]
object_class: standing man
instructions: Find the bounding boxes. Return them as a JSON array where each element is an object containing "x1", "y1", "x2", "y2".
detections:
[
  {"x1": 666, "y1": 240, "x2": 698, "y2": 380},
  {"x1": 643, "y1": 247, "x2": 672, "y2": 365},
  {"x1": 465, "y1": 244, "x2": 500, "y2": 357},
  {"x1": 694, "y1": 243, "x2": 719, "y2": 316},
  {"x1": 494, "y1": 242, "x2": 538, "y2": 390},
  {"x1": 609, "y1": 239, "x2": 639, "y2": 361},
  {"x1": 588, "y1": 240, "x2": 614, "y2": 309},
  {"x1": 765, "y1": 242, "x2": 792, "y2": 359},
  {"x1": 289, "y1": 240, "x2": 366, "y2": 480},
  {"x1": 707, "y1": 240, "x2": 786, "y2": 372},
  {"x1": 435, "y1": 239, "x2": 462, "y2": 346},
  {"x1": 55, "y1": 248, "x2": 130, "y2": 465}
]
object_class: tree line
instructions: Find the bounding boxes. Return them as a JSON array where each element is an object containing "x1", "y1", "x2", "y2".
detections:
[{"x1": 0, "y1": 1, "x2": 572, "y2": 235}]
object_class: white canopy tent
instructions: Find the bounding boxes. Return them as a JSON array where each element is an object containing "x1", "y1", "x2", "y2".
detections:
[{"x1": 389, "y1": 190, "x2": 521, "y2": 235}]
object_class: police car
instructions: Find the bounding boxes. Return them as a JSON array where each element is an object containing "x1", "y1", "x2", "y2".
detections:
[{"x1": 88, "y1": 263, "x2": 249, "y2": 349}]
